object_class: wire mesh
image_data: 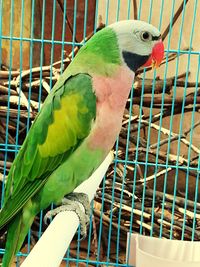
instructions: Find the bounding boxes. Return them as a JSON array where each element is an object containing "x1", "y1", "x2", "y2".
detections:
[{"x1": 0, "y1": 0, "x2": 200, "y2": 266}]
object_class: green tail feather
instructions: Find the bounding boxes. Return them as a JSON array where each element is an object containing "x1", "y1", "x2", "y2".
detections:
[
  {"x1": 2, "y1": 213, "x2": 22, "y2": 267},
  {"x1": 2, "y1": 201, "x2": 38, "y2": 267}
]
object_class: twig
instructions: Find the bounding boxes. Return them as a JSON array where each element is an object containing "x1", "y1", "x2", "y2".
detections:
[
  {"x1": 0, "y1": 106, "x2": 35, "y2": 119},
  {"x1": 132, "y1": 95, "x2": 200, "y2": 107},
  {"x1": 184, "y1": 120, "x2": 200, "y2": 136},
  {"x1": 93, "y1": 209, "x2": 128, "y2": 233},
  {"x1": 0, "y1": 95, "x2": 39, "y2": 110},
  {"x1": 132, "y1": 0, "x2": 138, "y2": 20},
  {"x1": 0, "y1": 85, "x2": 17, "y2": 95},
  {"x1": 0, "y1": 70, "x2": 20, "y2": 79},
  {"x1": 16, "y1": 87, "x2": 33, "y2": 112},
  {"x1": 146, "y1": 189, "x2": 200, "y2": 211},
  {"x1": 140, "y1": 119, "x2": 200, "y2": 155},
  {"x1": 133, "y1": 72, "x2": 199, "y2": 96},
  {"x1": 162, "y1": 0, "x2": 190, "y2": 41},
  {"x1": 138, "y1": 167, "x2": 172, "y2": 184},
  {"x1": 56, "y1": 0, "x2": 78, "y2": 43}
]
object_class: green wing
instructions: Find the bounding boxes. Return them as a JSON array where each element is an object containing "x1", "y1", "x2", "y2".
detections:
[{"x1": 3, "y1": 73, "x2": 96, "y2": 207}]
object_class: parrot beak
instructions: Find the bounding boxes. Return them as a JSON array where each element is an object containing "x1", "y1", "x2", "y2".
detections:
[{"x1": 143, "y1": 39, "x2": 164, "y2": 69}]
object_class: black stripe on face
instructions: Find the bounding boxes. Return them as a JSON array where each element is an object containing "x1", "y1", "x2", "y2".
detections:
[
  {"x1": 122, "y1": 51, "x2": 149, "y2": 72},
  {"x1": 152, "y1": 34, "x2": 161, "y2": 41}
]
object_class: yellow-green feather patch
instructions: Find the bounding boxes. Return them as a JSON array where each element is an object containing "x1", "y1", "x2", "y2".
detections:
[{"x1": 38, "y1": 93, "x2": 89, "y2": 157}]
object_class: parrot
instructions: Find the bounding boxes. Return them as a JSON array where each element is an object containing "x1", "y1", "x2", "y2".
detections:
[{"x1": 0, "y1": 20, "x2": 164, "y2": 267}]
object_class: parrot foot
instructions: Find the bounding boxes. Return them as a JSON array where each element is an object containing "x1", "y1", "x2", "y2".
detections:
[
  {"x1": 44, "y1": 192, "x2": 90, "y2": 239},
  {"x1": 63, "y1": 192, "x2": 91, "y2": 217}
]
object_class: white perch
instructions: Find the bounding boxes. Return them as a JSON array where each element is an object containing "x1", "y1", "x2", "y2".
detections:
[{"x1": 21, "y1": 152, "x2": 114, "y2": 267}]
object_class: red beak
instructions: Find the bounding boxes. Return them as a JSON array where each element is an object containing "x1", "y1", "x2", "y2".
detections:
[{"x1": 143, "y1": 40, "x2": 164, "y2": 69}]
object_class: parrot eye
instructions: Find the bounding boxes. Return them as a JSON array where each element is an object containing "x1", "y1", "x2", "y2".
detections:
[{"x1": 141, "y1": 31, "x2": 152, "y2": 41}]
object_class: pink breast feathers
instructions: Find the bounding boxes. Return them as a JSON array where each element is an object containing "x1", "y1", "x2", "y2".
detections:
[{"x1": 87, "y1": 65, "x2": 134, "y2": 152}]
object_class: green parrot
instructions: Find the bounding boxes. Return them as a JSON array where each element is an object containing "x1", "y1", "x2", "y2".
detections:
[{"x1": 0, "y1": 20, "x2": 164, "y2": 266}]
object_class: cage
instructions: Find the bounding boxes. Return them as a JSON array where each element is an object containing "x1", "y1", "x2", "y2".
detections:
[{"x1": 0, "y1": 0, "x2": 200, "y2": 266}]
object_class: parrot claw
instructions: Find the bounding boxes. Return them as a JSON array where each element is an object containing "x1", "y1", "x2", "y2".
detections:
[
  {"x1": 63, "y1": 192, "x2": 91, "y2": 217},
  {"x1": 44, "y1": 192, "x2": 90, "y2": 239}
]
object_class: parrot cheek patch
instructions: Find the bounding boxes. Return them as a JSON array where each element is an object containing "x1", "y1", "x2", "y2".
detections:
[{"x1": 122, "y1": 51, "x2": 150, "y2": 72}]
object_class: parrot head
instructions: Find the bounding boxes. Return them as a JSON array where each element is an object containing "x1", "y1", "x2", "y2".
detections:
[{"x1": 109, "y1": 20, "x2": 164, "y2": 71}]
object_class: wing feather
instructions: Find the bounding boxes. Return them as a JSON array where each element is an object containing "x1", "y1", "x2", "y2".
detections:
[{"x1": 3, "y1": 73, "x2": 96, "y2": 208}]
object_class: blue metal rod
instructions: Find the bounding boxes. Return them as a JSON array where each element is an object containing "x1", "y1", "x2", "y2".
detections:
[
  {"x1": 180, "y1": 0, "x2": 199, "y2": 239},
  {"x1": 191, "y1": 54, "x2": 200, "y2": 241},
  {"x1": 1, "y1": 34, "x2": 200, "y2": 55},
  {"x1": 60, "y1": 0, "x2": 67, "y2": 74},
  {"x1": 149, "y1": 0, "x2": 165, "y2": 237},
  {"x1": 1, "y1": 0, "x2": 15, "y2": 208},
  {"x1": 139, "y1": 6, "x2": 157, "y2": 235},
  {"x1": 169, "y1": 0, "x2": 188, "y2": 239},
  {"x1": 159, "y1": 0, "x2": 177, "y2": 238}
]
